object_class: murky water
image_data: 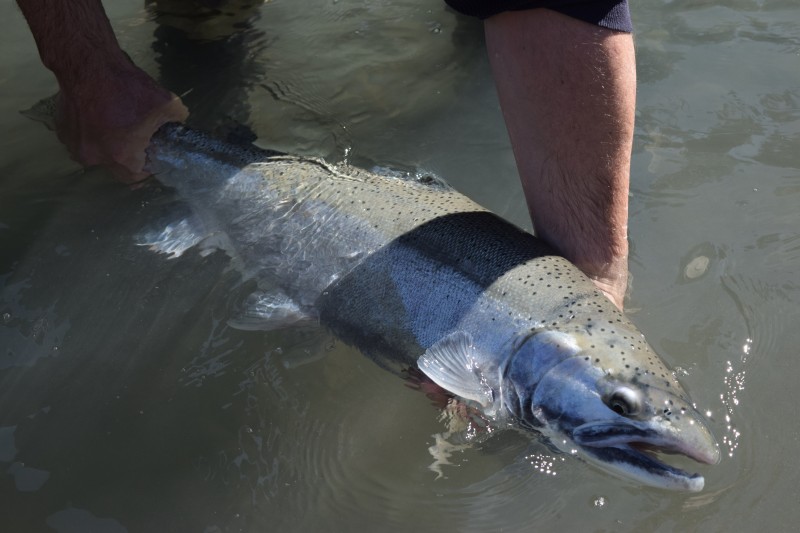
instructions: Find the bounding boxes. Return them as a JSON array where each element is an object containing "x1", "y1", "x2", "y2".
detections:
[{"x1": 1, "y1": 0, "x2": 799, "y2": 531}]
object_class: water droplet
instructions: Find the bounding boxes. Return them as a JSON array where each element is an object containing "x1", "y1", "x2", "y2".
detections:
[
  {"x1": 742, "y1": 338, "x2": 752, "y2": 355},
  {"x1": 594, "y1": 496, "x2": 606, "y2": 508}
]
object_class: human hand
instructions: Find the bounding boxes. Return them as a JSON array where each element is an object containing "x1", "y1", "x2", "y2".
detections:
[
  {"x1": 54, "y1": 59, "x2": 188, "y2": 183},
  {"x1": 589, "y1": 269, "x2": 627, "y2": 311}
]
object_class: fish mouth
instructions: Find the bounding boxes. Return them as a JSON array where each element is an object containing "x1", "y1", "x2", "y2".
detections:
[{"x1": 572, "y1": 420, "x2": 719, "y2": 492}]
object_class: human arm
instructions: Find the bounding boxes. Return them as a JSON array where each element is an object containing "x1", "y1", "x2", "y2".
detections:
[
  {"x1": 484, "y1": 8, "x2": 635, "y2": 309},
  {"x1": 17, "y1": 0, "x2": 188, "y2": 183}
]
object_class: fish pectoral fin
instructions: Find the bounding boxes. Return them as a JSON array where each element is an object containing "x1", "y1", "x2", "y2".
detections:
[
  {"x1": 417, "y1": 331, "x2": 494, "y2": 408},
  {"x1": 136, "y1": 207, "x2": 237, "y2": 261},
  {"x1": 136, "y1": 213, "x2": 210, "y2": 259},
  {"x1": 228, "y1": 290, "x2": 317, "y2": 332}
]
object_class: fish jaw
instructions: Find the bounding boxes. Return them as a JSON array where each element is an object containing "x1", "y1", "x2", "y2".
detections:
[
  {"x1": 572, "y1": 418, "x2": 721, "y2": 467},
  {"x1": 511, "y1": 341, "x2": 720, "y2": 492},
  {"x1": 571, "y1": 417, "x2": 720, "y2": 492},
  {"x1": 572, "y1": 436, "x2": 707, "y2": 492}
]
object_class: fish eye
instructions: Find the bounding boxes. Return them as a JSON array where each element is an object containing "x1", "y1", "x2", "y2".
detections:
[{"x1": 607, "y1": 387, "x2": 642, "y2": 417}]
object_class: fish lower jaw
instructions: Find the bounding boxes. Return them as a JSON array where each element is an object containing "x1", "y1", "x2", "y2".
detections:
[
  {"x1": 568, "y1": 418, "x2": 720, "y2": 487},
  {"x1": 537, "y1": 428, "x2": 705, "y2": 491},
  {"x1": 579, "y1": 441, "x2": 706, "y2": 492}
]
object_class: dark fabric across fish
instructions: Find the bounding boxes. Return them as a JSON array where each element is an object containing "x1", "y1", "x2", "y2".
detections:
[{"x1": 316, "y1": 211, "x2": 557, "y2": 368}]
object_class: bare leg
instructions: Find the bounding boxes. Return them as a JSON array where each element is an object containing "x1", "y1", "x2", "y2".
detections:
[{"x1": 485, "y1": 9, "x2": 635, "y2": 309}]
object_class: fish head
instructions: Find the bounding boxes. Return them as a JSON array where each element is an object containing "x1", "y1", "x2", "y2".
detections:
[{"x1": 504, "y1": 322, "x2": 720, "y2": 492}]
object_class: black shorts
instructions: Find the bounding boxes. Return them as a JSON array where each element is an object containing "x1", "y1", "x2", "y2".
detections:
[{"x1": 444, "y1": 0, "x2": 632, "y2": 33}]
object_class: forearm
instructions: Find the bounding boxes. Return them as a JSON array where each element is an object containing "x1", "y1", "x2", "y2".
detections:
[
  {"x1": 485, "y1": 9, "x2": 635, "y2": 306},
  {"x1": 17, "y1": 0, "x2": 128, "y2": 88},
  {"x1": 18, "y1": 0, "x2": 188, "y2": 182}
]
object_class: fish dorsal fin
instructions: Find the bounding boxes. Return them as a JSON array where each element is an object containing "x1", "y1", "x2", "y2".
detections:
[
  {"x1": 418, "y1": 331, "x2": 494, "y2": 408},
  {"x1": 370, "y1": 166, "x2": 452, "y2": 190}
]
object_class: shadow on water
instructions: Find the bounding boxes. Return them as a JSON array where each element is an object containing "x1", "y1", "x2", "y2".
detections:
[{"x1": 146, "y1": 0, "x2": 268, "y2": 132}]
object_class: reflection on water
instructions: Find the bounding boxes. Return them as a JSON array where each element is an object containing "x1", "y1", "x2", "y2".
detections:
[
  {"x1": 147, "y1": 0, "x2": 268, "y2": 132},
  {"x1": 1, "y1": 0, "x2": 800, "y2": 531}
]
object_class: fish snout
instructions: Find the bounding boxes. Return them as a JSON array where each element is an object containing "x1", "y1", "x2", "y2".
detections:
[{"x1": 573, "y1": 415, "x2": 720, "y2": 466}]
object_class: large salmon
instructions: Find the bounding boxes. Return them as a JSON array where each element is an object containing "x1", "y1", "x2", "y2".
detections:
[{"x1": 139, "y1": 123, "x2": 720, "y2": 491}]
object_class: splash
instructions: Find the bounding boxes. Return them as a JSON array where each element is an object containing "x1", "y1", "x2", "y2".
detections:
[
  {"x1": 719, "y1": 337, "x2": 749, "y2": 459},
  {"x1": 524, "y1": 452, "x2": 564, "y2": 478},
  {"x1": 427, "y1": 397, "x2": 496, "y2": 478}
]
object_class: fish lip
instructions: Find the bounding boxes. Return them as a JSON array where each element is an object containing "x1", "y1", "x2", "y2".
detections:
[{"x1": 571, "y1": 420, "x2": 718, "y2": 491}]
